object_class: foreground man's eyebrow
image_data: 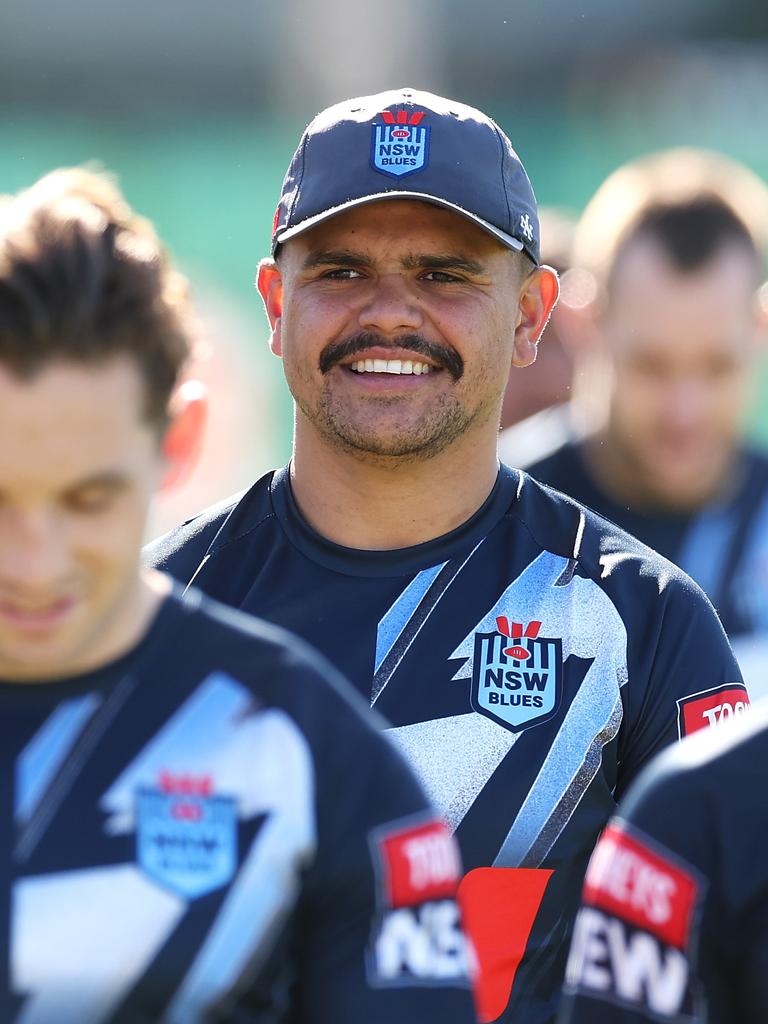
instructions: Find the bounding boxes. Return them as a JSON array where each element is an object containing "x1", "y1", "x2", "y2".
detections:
[
  {"x1": 302, "y1": 249, "x2": 372, "y2": 271},
  {"x1": 402, "y1": 253, "x2": 488, "y2": 275}
]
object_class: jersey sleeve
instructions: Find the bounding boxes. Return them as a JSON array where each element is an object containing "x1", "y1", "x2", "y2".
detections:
[
  {"x1": 292, "y1": 670, "x2": 477, "y2": 1024},
  {"x1": 557, "y1": 769, "x2": 710, "y2": 1024},
  {"x1": 616, "y1": 570, "x2": 747, "y2": 795}
]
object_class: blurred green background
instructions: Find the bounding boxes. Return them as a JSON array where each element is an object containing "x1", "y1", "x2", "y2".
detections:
[{"x1": 3, "y1": 0, "x2": 768, "y2": 534}]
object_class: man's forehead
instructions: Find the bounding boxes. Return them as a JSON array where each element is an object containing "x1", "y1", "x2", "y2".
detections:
[{"x1": 609, "y1": 234, "x2": 760, "y2": 305}]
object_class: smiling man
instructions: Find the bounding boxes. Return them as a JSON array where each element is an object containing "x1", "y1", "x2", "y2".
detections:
[
  {"x1": 147, "y1": 89, "x2": 747, "y2": 1024},
  {"x1": 0, "y1": 167, "x2": 476, "y2": 1024}
]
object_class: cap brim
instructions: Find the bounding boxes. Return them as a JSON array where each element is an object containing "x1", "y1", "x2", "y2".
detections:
[{"x1": 274, "y1": 191, "x2": 526, "y2": 254}]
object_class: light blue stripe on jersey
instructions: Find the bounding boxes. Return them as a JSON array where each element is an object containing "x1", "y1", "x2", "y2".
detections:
[
  {"x1": 493, "y1": 690, "x2": 623, "y2": 867},
  {"x1": 733, "y1": 492, "x2": 768, "y2": 630},
  {"x1": 375, "y1": 561, "x2": 447, "y2": 673},
  {"x1": 16, "y1": 694, "x2": 100, "y2": 823},
  {"x1": 677, "y1": 505, "x2": 735, "y2": 601}
]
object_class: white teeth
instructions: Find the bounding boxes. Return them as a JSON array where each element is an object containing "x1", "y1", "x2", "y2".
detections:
[{"x1": 350, "y1": 359, "x2": 433, "y2": 375}]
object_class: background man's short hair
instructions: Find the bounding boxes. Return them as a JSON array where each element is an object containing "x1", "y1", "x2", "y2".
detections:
[
  {"x1": 0, "y1": 166, "x2": 197, "y2": 426},
  {"x1": 572, "y1": 148, "x2": 768, "y2": 296}
]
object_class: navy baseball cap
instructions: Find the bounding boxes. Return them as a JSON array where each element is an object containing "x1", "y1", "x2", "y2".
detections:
[{"x1": 272, "y1": 87, "x2": 540, "y2": 265}]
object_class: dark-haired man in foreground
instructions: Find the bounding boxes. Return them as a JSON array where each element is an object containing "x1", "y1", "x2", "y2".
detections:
[
  {"x1": 0, "y1": 168, "x2": 475, "y2": 1023},
  {"x1": 521, "y1": 149, "x2": 768, "y2": 697},
  {"x1": 148, "y1": 91, "x2": 746, "y2": 1023}
]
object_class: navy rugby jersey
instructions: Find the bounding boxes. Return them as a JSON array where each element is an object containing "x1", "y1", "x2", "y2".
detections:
[
  {"x1": 0, "y1": 586, "x2": 475, "y2": 1024},
  {"x1": 146, "y1": 464, "x2": 747, "y2": 1024},
  {"x1": 525, "y1": 436, "x2": 768, "y2": 643},
  {"x1": 559, "y1": 702, "x2": 768, "y2": 1024}
]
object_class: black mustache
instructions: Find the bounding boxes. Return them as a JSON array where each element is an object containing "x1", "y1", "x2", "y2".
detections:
[{"x1": 320, "y1": 332, "x2": 464, "y2": 381}]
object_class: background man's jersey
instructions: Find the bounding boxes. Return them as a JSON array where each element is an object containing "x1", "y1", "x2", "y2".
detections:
[
  {"x1": 0, "y1": 586, "x2": 475, "y2": 1024},
  {"x1": 146, "y1": 465, "x2": 746, "y2": 1024},
  {"x1": 558, "y1": 702, "x2": 768, "y2": 1024},
  {"x1": 524, "y1": 436, "x2": 768, "y2": 645}
]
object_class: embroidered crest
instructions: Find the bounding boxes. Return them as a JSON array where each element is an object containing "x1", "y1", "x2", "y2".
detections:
[
  {"x1": 470, "y1": 617, "x2": 563, "y2": 732},
  {"x1": 371, "y1": 110, "x2": 430, "y2": 179},
  {"x1": 136, "y1": 772, "x2": 237, "y2": 899}
]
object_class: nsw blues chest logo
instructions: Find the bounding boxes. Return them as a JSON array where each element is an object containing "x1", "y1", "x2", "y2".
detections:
[
  {"x1": 137, "y1": 771, "x2": 237, "y2": 900},
  {"x1": 471, "y1": 617, "x2": 563, "y2": 732},
  {"x1": 371, "y1": 110, "x2": 430, "y2": 179}
]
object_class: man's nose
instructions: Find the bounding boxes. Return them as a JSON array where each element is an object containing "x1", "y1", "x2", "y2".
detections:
[
  {"x1": 663, "y1": 380, "x2": 707, "y2": 428},
  {"x1": 357, "y1": 274, "x2": 425, "y2": 335},
  {"x1": 0, "y1": 508, "x2": 70, "y2": 589}
]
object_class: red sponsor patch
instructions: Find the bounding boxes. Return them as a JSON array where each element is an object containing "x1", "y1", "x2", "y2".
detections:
[
  {"x1": 677, "y1": 683, "x2": 750, "y2": 738},
  {"x1": 583, "y1": 824, "x2": 698, "y2": 949},
  {"x1": 377, "y1": 819, "x2": 460, "y2": 909}
]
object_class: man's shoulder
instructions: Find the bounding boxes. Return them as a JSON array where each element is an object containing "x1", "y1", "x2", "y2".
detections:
[
  {"x1": 144, "y1": 471, "x2": 276, "y2": 578},
  {"x1": 165, "y1": 582, "x2": 393, "y2": 744},
  {"x1": 515, "y1": 470, "x2": 710, "y2": 609}
]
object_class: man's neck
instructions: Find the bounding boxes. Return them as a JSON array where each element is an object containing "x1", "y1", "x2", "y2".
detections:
[
  {"x1": 290, "y1": 430, "x2": 500, "y2": 550},
  {"x1": 581, "y1": 429, "x2": 737, "y2": 515}
]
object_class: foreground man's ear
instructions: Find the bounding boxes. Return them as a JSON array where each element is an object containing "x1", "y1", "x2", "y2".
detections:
[
  {"x1": 159, "y1": 380, "x2": 208, "y2": 492},
  {"x1": 511, "y1": 265, "x2": 560, "y2": 368},
  {"x1": 257, "y1": 258, "x2": 284, "y2": 357}
]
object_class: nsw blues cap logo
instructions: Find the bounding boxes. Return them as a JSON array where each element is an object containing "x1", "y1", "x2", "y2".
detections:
[
  {"x1": 371, "y1": 110, "x2": 430, "y2": 179},
  {"x1": 272, "y1": 87, "x2": 540, "y2": 265}
]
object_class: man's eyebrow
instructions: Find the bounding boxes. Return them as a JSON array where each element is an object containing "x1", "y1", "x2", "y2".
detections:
[
  {"x1": 301, "y1": 249, "x2": 372, "y2": 270},
  {"x1": 62, "y1": 472, "x2": 128, "y2": 495},
  {"x1": 402, "y1": 253, "x2": 488, "y2": 275},
  {"x1": 302, "y1": 250, "x2": 488, "y2": 275}
]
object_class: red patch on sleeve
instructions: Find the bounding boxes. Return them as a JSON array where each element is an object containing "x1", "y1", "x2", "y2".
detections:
[
  {"x1": 583, "y1": 824, "x2": 698, "y2": 949},
  {"x1": 676, "y1": 683, "x2": 750, "y2": 737},
  {"x1": 377, "y1": 819, "x2": 460, "y2": 908}
]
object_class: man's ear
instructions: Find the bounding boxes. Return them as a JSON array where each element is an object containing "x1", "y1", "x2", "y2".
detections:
[
  {"x1": 159, "y1": 380, "x2": 208, "y2": 493},
  {"x1": 511, "y1": 265, "x2": 560, "y2": 368},
  {"x1": 256, "y1": 258, "x2": 284, "y2": 357}
]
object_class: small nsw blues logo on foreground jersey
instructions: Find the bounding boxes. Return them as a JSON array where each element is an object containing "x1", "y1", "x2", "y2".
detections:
[
  {"x1": 471, "y1": 618, "x2": 563, "y2": 732},
  {"x1": 136, "y1": 772, "x2": 238, "y2": 900},
  {"x1": 371, "y1": 110, "x2": 430, "y2": 178}
]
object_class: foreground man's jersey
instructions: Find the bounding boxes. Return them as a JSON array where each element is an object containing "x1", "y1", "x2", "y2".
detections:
[
  {"x1": 0, "y1": 587, "x2": 475, "y2": 1024},
  {"x1": 559, "y1": 702, "x2": 768, "y2": 1024},
  {"x1": 146, "y1": 465, "x2": 747, "y2": 1024}
]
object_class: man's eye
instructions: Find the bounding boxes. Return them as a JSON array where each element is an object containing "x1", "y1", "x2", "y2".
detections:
[
  {"x1": 422, "y1": 270, "x2": 461, "y2": 283},
  {"x1": 64, "y1": 489, "x2": 118, "y2": 514},
  {"x1": 323, "y1": 268, "x2": 363, "y2": 280}
]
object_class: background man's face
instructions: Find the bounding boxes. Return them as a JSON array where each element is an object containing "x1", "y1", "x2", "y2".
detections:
[
  {"x1": 601, "y1": 237, "x2": 759, "y2": 511},
  {"x1": 269, "y1": 200, "x2": 527, "y2": 461},
  {"x1": 0, "y1": 357, "x2": 164, "y2": 680}
]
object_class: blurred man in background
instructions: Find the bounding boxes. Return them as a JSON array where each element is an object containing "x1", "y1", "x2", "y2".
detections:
[
  {"x1": 521, "y1": 150, "x2": 768, "y2": 696},
  {"x1": 0, "y1": 167, "x2": 475, "y2": 1024},
  {"x1": 148, "y1": 90, "x2": 746, "y2": 1024}
]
